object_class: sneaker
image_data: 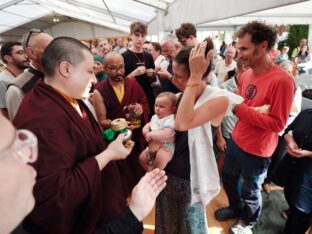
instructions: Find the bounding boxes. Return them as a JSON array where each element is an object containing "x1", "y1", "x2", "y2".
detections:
[
  {"x1": 230, "y1": 223, "x2": 253, "y2": 234},
  {"x1": 215, "y1": 206, "x2": 241, "y2": 221}
]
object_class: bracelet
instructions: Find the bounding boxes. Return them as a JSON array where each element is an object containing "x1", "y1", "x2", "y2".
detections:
[{"x1": 186, "y1": 83, "x2": 199, "y2": 88}]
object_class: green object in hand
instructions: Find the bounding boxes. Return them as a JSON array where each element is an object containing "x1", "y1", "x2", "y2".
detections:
[{"x1": 102, "y1": 128, "x2": 126, "y2": 142}]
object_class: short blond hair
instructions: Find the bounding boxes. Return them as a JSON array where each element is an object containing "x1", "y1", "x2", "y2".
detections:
[{"x1": 157, "y1": 92, "x2": 177, "y2": 107}]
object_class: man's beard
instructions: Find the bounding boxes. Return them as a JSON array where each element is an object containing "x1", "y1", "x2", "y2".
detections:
[
  {"x1": 13, "y1": 60, "x2": 29, "y2": 70},
  {"x1": 111, "y1": 75, "x2": 124, "y2": 82},
  {"x1": 252, "y1": 47, "x2": 259, "y2": 56}
]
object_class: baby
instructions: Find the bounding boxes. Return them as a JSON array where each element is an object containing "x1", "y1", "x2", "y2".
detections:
[{"x1": 139, "y1": 92, "x2": 177, "y2": 172}]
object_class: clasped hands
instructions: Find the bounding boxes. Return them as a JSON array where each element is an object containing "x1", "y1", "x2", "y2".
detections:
[{"x1": 287, "y1": 140, "x2": 311, "y2": 158}]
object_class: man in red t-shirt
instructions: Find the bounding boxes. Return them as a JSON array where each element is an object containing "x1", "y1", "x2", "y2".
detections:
[{"x1": 214, "y1": 21, "x2": 295, "y2": 234}]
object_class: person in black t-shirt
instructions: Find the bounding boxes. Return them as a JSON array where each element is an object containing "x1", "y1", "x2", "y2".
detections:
[{"x1": 122, "y1": 22, "x2": 155, "y2": 116}]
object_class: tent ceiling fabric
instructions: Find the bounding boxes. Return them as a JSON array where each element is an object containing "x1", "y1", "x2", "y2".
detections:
[
  {"x1": 0, "y1": 0, "x2": 174, "y2": 38},
  {"x1": 197, "y1": 0, "x2": 312, "y2": 29},
  {"x1": 148, "y1": 0, "x2": 310, "y2": 34},
  {"x1": 0, "y1": 0, "x2": 311, "y2": 40}
]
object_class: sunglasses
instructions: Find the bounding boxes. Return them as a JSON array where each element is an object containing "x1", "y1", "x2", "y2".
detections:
[
  {"x1": 0, "y1": 129, "x2": 38, "y2": 164},
  {"x1": 25, "y1": 28, "x2": 43, "y2": 48}
]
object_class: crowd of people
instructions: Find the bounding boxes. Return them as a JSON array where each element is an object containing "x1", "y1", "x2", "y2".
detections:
[{"x1": 0, "y1": 19, "x2": 311, "y2": 234}]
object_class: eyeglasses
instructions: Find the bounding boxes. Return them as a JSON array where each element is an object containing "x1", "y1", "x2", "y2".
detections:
[
  {"x1": 107, "y1": 65, "x2": 125, "y2": 72},
  {"x1": 0, "y1": 129, "x2": 38, "y2": 164},
  {"x1": 25, "y1": 29, "x2": 43, "y2": 48}
]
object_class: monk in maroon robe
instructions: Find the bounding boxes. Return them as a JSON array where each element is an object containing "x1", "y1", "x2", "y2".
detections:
[
  {"x1": 94, "y1": 52, "x2": 150, "y2": 196},
  {"x1": 13, "y1": 38, "x2": 134, "y2": 234}
]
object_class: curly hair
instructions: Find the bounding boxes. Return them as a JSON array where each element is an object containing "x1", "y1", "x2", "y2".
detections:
[
  {"x1": 234, "y1": 21, "x2": 277, "y2": 51},
  {"x1": 175, "y1": 23, "x2": 197, "y2": 41}
]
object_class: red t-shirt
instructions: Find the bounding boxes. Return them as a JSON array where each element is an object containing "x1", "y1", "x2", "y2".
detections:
[{"x1": 232, "y1": 65, "x2": 295, "y2": 157}]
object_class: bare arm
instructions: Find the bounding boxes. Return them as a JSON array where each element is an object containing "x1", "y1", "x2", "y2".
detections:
[
  {"x1": 175, "y1": 42, "x2": 229, "y2": 131},
  {"x1": 216, "y1": 125, "x2": 227, "y2": 152},
  {"x1": 92, "y1": 90, "x2": 111, "y2": 129},
  {"x1": 176, "y1": 95, "x2": 228, "y2": 131},
  {"x1": 146, "y1": 128, "x2": 174, "y2": 142},
  {"x1": 142, "y1": 122, "x2": 151, "y2": 137}
]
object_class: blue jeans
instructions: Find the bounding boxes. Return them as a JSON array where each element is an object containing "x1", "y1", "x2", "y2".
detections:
[{"x1": 222, "y1": 139, "x2": 271, "y2": 226}]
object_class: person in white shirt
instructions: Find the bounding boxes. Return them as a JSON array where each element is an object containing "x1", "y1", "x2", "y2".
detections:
[{"x1": 214, "y1": 46, "x2": 237, "y2": 85}]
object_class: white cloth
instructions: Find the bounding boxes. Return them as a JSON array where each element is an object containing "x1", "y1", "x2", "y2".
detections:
[
  {"x1": 0, "y1": 70, "x2": 15, "y2": 108},
  {"x1": 154, "y1": 55, "x2": 169, "y2": 71},
  {"x1": 150, "y1": 114, "x2": 175, "y2": 143},
  {"x1": 188, "y1": 85, "x2": 243, "y2": 206}
]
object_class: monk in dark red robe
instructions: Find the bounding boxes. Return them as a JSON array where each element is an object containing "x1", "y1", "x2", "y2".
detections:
[
  {"x1": 96, "y1": 72, "x2": 149, "y2": 196},
  {"x1": 14, "y1": 80, "x2": 130, "y2": 233},
  {"x1": 12, "y1": 37, "x2": 169, "y2": 234},
  {"x1": 10, "y1": 37, "x2": 145, "y2": 234}
]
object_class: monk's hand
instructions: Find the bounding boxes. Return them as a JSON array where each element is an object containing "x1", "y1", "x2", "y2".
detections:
[
  {"x1": 189, "y1": 41, "x2": 213, "y2": 80},
  {"x1": 134, "y1": 103, "x2": 143, "y2": 115},
  {"x1": 107, "y1": 133, "x2": 133, "y2": 160},
  {"x1": 99, "y1": 119, "x2": 111, "y2": 130},
  {"x1": 129, "y1": 168, "x2": 167, "y2": 221}
]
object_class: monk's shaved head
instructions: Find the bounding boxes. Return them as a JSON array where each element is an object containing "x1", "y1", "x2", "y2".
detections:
[
  {"x1": 104, "y1": 52, "x2": 124, "y2": 68},
  {"x1": 103, "y1": 52, "x2": 125, "y2": 82}
]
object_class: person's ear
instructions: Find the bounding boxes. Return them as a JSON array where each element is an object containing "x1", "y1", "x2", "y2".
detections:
[
  {"x1": 59, "y1": 61, "x2": 71, "y2": 77},
  {"x1": 26, "y1": 47, "x2": 35, "y2": 60},
  {"x1": 261, "y1": 41, "x2": 269, "y2": 52},
  {"x1": 172, "y1": 105, "x2": 177, "y2": 113},
  {"x1": 3, "y1": 55, "x2": 12, "y2": 63},
  {"x1": 103, "y1": 65, "x2": 109, "y2": 74}
]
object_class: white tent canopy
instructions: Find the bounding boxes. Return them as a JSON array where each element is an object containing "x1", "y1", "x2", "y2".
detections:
[
  {"x1": 197, "y1": 0, "x2": 312, "y2": 30},
  {"x1": 0, "y1": 0, "x2": 174, "y2": 41},
  {"x1": 0, "y1": 0, "x2": 311, "y2": 42},
  {"x1": 148, "y1": 0, "x2": 310, "y2": 34}
]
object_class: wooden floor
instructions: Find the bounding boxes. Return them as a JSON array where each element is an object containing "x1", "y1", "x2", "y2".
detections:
[{"x1": 142, "y1": 187, "x2": 311, "y2": 234}]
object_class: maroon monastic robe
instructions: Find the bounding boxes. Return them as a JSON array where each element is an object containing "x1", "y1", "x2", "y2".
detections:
[
  {"x1": 13, "y1": 80, "x2": 127, "y2": 234},
  {"x1": 96, "y1": 77, "x2": 149, "y2": 195}
]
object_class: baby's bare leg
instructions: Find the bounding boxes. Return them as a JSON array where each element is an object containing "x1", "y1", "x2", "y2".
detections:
[
  {"x1": 139, "y1": 149, "x2": 154, "y2": 172},
  {"x1": 153, "y1": 147, "x2": 173, "y2": 170}
]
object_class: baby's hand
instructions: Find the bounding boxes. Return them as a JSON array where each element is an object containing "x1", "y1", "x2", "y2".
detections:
[{"x1": 145, "y1": 132, "x2": 152, "y2": 142}]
